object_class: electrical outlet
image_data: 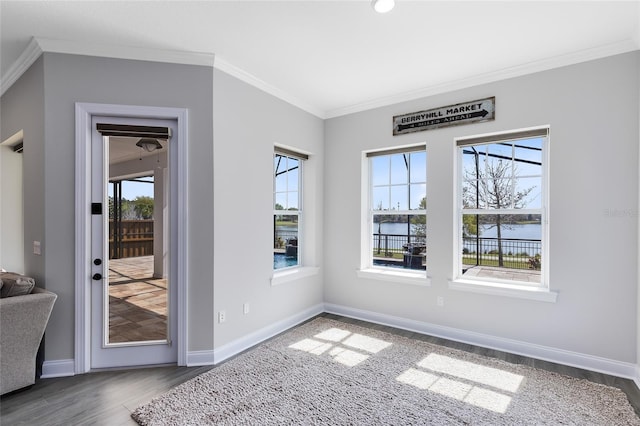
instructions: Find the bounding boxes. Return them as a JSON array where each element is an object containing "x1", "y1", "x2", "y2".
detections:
[
  {"x1": 437, "y1": 296, "x2": 444, "y2": 307},
  {"x1": 218, "y1": 310, "x2": 226, "y2": 323},
  {"x1": 243, "y1": 303, "x2": 250, "y2": 314}
]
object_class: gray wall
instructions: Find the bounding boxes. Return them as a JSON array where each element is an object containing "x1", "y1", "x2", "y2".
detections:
[
  {"x1": 0, "y1": 52, "x2": 325, "y2": 363},
  {"x1": 324, "y1": 52, "x2": 639, "y2": 363},
  {"x1": 212, "y1": 69, "x2": 324, "y2": 347},
  {"x1": 0, "y1": 57, "x2": 45, "y2": 282},
  {"x1": 2, "y1": 53, "x2": 215, "y2": 360},
  {"x1": 1, "y1": 48, "x2": 637, "y2": 370}
]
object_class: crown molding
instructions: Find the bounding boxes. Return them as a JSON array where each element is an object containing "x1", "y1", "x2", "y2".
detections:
[
  {"x1": 213, "y1": 56, "x2": 325, "y2": 119},
  {"x1": 36, "y1": 37, "x2": 215, "y2": 67},
  {"x1": 0, "y1": 38, "x2": 43, "y2": 96},
  {"x1": 1, "y1": 36, "x2": 324, "y2": 118},
  {"x1": 325, "y1": 39, "x2": 640, "y2": 119},
  {"x1": 3, "y1": 36, "x2": 638, "y2": 119},
  {"x1": 1, "y1": 37, "x2": 215, "y2": 97}
]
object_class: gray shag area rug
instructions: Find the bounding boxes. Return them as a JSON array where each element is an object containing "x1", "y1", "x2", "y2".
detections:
[{"x1": 132, "y1": 317, "x2": 639, "y2": 425}]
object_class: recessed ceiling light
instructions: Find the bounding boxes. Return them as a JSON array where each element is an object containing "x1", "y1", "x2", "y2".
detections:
[{"x1": 372, "y1": 0, "x2": 395, "y2": 14}]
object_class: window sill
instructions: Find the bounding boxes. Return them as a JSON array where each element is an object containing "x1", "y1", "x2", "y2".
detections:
[
  {"x1": 357, "y1": 268, "x2": 431, "y2": 287},
  {"x1": 271, "y1": 266, "x2": 320, "y2": 286},
  {"x1": 448, "y1": 278, "x2": 557, "y2": 303}
]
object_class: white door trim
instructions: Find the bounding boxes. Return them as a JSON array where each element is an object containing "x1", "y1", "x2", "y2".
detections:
[{"x1": 75, "y1": 102, "x2": 189, "y2": 373}]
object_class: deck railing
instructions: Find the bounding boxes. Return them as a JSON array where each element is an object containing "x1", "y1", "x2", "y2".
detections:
[
  {"x1": 370, "y1": 233, "x2": 541, "y2": 271},
  {"x1": 276, "y1": 231, "x2": 541, "y2": 271},
  {"x1": 373, "y1": 233, "x2": 425, "y2": 256},
  {"x1": 462, "y1": 236, "x2": 541, "y2": 270}
]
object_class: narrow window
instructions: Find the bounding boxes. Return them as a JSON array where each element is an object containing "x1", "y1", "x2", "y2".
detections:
[
  {"x1": 457, "y1": 128, "x2": 548, "y2": 286},
  {"x1": 368, "y1": 146, "x2": 427, "y2": 271},
  {"x1": 274, "y1": 147, "x2": 307, "y2": 270}
]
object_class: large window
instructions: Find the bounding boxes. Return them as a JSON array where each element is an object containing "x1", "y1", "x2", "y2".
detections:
[
  {"x1": 273, "y1": 147, "x2": 307, "y2": 270},
  {"x1": 457, "y1": 128, "x2": 548, "y2": 286},
  {"x1": 367, "y1": 146, "x2": 427, "y2": 271}
]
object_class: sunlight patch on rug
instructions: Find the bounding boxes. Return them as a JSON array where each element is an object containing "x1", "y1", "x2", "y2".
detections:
[
  {"x1": 397, "y1": 353, "x2": 524, "y2": 413},
  {"x1": 327, "y1": 345, "x2": 369, "y2": 367},
  {"x1": 289, "y1": 327, "x2": 392, "y2": 367},
  {"x1": 314, "y1": 327, "x2": 351, "y2": 342},
  {"x1": 397, "y1": 367, "x2": 513, "y2": 413},
  {"x1": 288, "y1": 338, "x2": 333, "y2": 355},
  {"x1": 341, "y1": 332, "x2": 392, "y2": 354},
  {"x1": 419, "y1": 353, "x2": 524, "y2": 392}
]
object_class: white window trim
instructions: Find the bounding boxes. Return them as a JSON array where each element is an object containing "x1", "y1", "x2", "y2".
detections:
[
  {"x1": 274, "y1": 149, "x2": 303, "y2": 271},
  {"x1": 451, "y1": 126, "x2": 555, "y2": 302},
  {"x1": 357, "y1": 268, "x2": 431, "y2": 286},
  {"x1": 358, "y1": 145, "x2": 430, "y2": 286},
  {"x1": 271, "y1": 266, "x2": 320, "y2": 286},
  {"x1": 273, "y1": 144, "x2": 319, "y2": 282},
  {"x1": 448, "y1": 278, "x2": 557, "y2": 302}
]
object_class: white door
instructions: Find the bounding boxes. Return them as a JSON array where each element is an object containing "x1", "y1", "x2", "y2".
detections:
[{"x1": 90, "y1": 115, "x2": 178, "y2": 369}]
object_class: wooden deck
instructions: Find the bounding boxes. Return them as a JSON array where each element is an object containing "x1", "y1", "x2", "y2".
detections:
[{"x1": 108, "y1": 256, "x2": 167, "y2": 343}]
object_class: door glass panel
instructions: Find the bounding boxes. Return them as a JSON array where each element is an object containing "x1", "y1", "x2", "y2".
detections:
[{"x1": 106, "y1": 136, "x2": 169, "y2": 345}]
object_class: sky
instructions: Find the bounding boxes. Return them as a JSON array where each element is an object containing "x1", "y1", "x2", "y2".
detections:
[{"x1": 108, "y1": 178, "x2": 154, "y2": 200}]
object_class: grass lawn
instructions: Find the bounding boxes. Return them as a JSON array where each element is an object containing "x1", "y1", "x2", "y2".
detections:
[
  {"x1": 371, "y1": 252, "x2": 540, "y2": 270},
  {"x1": 462, "y1": 255, "x2": 539, "y2": 270},
  {"x1": 372, "y1": 251, "x2": 406, "y2": 260}
]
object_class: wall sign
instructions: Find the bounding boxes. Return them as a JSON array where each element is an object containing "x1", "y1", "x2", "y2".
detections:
[{"x1": 393, "y1": 97, "x2": 495, "y2": 136}]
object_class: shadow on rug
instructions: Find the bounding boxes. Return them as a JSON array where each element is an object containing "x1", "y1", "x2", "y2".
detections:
[{"x1": 132, "y1": 317, "x2": 639, "y2": 425}]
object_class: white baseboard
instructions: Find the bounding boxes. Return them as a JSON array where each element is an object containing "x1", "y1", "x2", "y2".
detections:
[
  {"x1": 41, "y1": 359, "x2": 75, "y2": 378},
  {"x1": 41, "y1": 304, "x2": 324, "y2": 372},
  {"x1": 324, "y1": 303, "x2": 639, "y2": 381},
  {"x1": 186, "y1": 349, "x2": 215, "y2": 367},
  {"x1": 212, "y1": 303, "x2": 324, "y2": 365},
  {"x1": 40, "y1": 303, "x2": 640, "y2": 391}
]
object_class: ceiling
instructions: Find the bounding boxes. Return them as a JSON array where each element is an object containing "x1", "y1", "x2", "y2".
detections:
[
  {"x1": 1, "y1": 1, "x2": 639, "y2": 118},
  {"x1": 109, "y1": 137, "x2": 165, "y2": 166}
]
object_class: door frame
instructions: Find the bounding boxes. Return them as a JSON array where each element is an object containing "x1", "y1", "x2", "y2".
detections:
[{"x1": 75, "y1": 102, "x2": 189, "y2": 373}]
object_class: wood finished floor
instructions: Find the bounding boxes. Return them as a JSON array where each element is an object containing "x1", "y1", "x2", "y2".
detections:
[{"x1": 2, "y1": 313, "x2": 639, "y2": 425}]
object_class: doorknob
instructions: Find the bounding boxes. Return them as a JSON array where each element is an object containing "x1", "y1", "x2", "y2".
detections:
[
  {"x1": 93, "y1": 258, "x2": 102, "y2": 265},
  {"x1": 92, "y1": 273, "x2": 103, "y2": 281}
]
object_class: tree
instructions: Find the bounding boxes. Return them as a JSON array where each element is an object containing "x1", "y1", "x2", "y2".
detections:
[
  {"x1": 463, "y1": 157, "x2": 533, "y2": 267},
  {"x1": 109, "y1": 197, "x2": 139, "y2": 220},
  {"x1": 133, "y1": 196, "x2": 154, "y2": 219},
  {"x1": 121, "y1": 200, "x2": 138, "y2": 220},
  {"x1": 410, "y1": 197, "x2": 427, "y2": 240},
  {"x1": 462, "y1": 215, "x2": 478, "y2": 238},
  {"x1": 108, "y1": 196, "x2": 114, "y2": 218}
]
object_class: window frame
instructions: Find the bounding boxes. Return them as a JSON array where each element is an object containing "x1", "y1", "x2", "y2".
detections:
[
  {"x1": 451, "y1": 126, "x2": 556, "y2": 302},
  {"x1": 358, "y1": 144, "x2": 430, "y2": 286},
  {"x1": 273, "y1": 148, "x2": 305, "y2": 272}
]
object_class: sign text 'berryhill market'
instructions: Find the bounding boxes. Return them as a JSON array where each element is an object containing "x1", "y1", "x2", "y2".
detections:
[{"x1": 393, "y1": 97, "x2": 495, "y2": 136}]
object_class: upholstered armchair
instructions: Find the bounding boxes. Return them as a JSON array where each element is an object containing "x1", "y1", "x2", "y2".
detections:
[{"x1": 1, "y1": 283, "x2": 57, "y2": 395}]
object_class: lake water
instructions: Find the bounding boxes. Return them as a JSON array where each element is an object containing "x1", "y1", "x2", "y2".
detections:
[
  {"x1": 280, "y1": 222, "x2": 540, "y2": 240},
  {"x1": 377, "y1": 222, "x2": 541, "y2": 239}
]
